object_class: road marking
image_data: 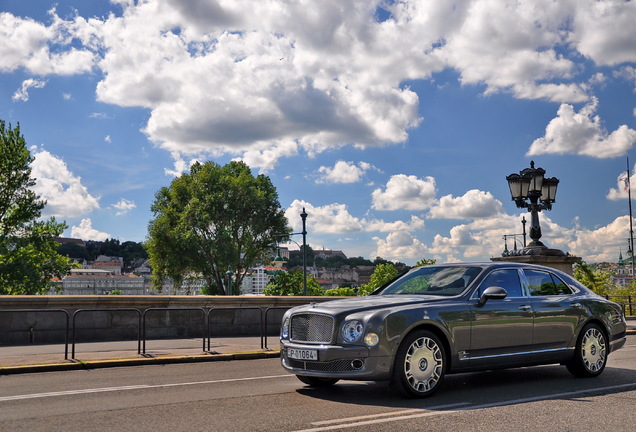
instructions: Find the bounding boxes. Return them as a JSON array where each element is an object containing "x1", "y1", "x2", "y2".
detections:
[
  {"x1": 311, "y1": 403, "x2": 470, "y2": 426},
  {"x1": 295, "y1": 382, "x2": 636, "y2": 432},
  {"x1": 0, "y1": 374, "x2": 293, "y2": 402}
]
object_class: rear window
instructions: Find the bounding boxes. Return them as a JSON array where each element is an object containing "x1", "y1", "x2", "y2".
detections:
[{"x1": 525, "y1": 269, "x2": 573, "y2": 296}]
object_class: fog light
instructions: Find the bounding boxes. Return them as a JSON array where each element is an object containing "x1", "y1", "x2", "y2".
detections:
[{"x1": 364, "y1": 333, "x2": 379, "y2": 347}]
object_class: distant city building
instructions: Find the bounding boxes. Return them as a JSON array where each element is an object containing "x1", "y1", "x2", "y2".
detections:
[
  {"x1": 60, "y1": 268, "x2": 145, "y2": 295},
  {"x1": 315, "y1": 249, "x2": 347, "y2": 260}
]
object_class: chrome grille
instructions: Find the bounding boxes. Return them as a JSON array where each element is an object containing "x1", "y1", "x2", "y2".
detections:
[{"x1": 290, "y1": 313, "x2": 334, "y2": 343}]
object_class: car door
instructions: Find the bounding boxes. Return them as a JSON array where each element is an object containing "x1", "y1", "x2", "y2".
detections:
[
  {"x1": 523, "y1": 269, "x2": 585, "y2": 361},
  {"x1": 468, "y1": 268, "x2": 534, "y2": 367}
]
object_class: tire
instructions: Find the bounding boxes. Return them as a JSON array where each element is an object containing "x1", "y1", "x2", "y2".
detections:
[
  {"x1": 296, "y1": 375, "x2": 339, "y2": 387},
  {"x1": 391, "y1": 330, "x2": 446, "y2": 398},
  {"x1": 566, "y1": 323, "x2": 608, "y2": 378}
]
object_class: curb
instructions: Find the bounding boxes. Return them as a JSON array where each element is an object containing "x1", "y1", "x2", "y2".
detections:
[{"x1": 0, "y1": 349, "x2": 281, "y2": 375}]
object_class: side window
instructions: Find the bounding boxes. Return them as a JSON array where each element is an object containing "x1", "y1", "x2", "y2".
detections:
[
  {"x1": 525, "y1": 270, "x2": 574, "y2": 296},
  {"x1": 477, "y1": 269, "x2": 523, "y2": 297}
]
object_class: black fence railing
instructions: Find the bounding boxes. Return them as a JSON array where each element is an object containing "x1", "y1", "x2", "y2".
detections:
[
  {"x1": 605, "y1": 295, "x2": 635, "y2": 316},
  {"x1": 0, "y1": 306, "x2": 288, "y2": 361}
]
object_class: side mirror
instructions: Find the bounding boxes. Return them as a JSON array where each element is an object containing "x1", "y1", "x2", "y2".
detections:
[{"x1": 478, "y1": 286, "x2": 508, "y2": 306}]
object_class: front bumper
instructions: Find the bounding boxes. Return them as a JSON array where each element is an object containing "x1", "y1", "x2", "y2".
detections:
[{"x1": 280, "y1": 341, "x2": 392, "y2": 381}]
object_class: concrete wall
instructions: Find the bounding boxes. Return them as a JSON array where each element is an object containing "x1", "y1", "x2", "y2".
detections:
[{"x1": 0, "y1": 295, "x2": 336, "y2": 345}]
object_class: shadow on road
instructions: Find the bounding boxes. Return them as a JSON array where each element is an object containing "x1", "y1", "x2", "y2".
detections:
[{"x1": 295, "y1": 365, "x2": 636, "y2": 410}]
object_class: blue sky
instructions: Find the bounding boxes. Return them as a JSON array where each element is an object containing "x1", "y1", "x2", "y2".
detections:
[{"x1": 1, "y1": 0, "x2": 635, "y2": 265}]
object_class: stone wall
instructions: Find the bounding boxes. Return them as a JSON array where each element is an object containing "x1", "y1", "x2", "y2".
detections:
[{"x1": 0, "y1": 295, "x2": 335, "y2": 345}]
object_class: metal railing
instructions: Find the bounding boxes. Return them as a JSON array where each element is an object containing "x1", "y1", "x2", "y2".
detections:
[{"x1": 0, "y1": 306, "x2": 288, "y2": 361}]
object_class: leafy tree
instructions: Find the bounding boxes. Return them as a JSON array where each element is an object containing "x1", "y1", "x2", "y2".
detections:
[
  {"x1": 325, "y1": 287, "x2": 356, "y2": 296},
  {"x1": 573, "y1": 261, "x2": 612, "y2": 295},
  {"x1": 263, "y1": 270, "x2": 323, "y2": 296},
  {"x1": 147, "y1": 161, "x2": 290, "y2": 295},
  {"x1": 0, "y1": 121, "x2": 73, "y2": 294},
  {"x1": 414, "y1": 258, "x2": 436, "y2": 267},
  {"x1": 358, "y1": 262, "x2": 398, "y2": 296}
]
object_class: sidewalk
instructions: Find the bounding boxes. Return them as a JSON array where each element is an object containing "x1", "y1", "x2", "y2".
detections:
[{"x1": 0, "y1": 336, "x2": 281, "y2": 375}]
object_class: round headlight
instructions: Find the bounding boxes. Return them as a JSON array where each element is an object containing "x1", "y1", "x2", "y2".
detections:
[
  {"x1": 341, "y1": 320, "x2": 364, "y2": 343},
  {"x1": 281, "y1": 317, "x2": 290, "y2": 339}
]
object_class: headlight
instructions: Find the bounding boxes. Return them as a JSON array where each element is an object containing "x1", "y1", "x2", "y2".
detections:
[
  {"x1": 341, "y1": 320, "x2": 364, "y2": 343},
  {"x1": 364, "y1": 333, "x2": 379, "y2": 347},
  {"x1": 281, "y1": 317, "x2": 290, "y2": 339}
]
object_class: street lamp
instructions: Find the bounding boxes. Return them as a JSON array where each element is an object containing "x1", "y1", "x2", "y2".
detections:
[
  {"x1": 506, "y1": 161, "x2": 559, "y2": 248},
  {"x1": 300, "y1": 208, "x2": 308, "y2": 296},
  {"x1": 226, "y1": 266, "x2": 233, "y2": 295}
]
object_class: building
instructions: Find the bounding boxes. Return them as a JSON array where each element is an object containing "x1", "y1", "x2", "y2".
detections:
[{"x1": 60, "y1": 268, "x2": 145, "y2": 295}]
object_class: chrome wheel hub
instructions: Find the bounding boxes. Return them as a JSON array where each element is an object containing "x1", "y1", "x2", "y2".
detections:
[
  {"x1": 581, "y1": 328, "x2": 606, "y2": 372},
  {"x1": 404, "y1": 337, "x2": 443, "y2": 393}
]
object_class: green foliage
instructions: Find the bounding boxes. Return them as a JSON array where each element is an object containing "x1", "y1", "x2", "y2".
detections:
[
  {"x1": 325, "y1": 287, "x2": 356, "y2": 296},
  {"x1": 263, "y1": 270, "x2": 323, "y2": 296},
  {"x1": 414, "y1": 258, "x2": 436, "y2": 267},
  {"x1": 147, "y1": 160, "x2": 290, "y2": 295},
  {"x1": 573, "y1": 261, "x2": 612, "y2": 295},
  {"x1": 358, "y1": 262, "x2": 398, "y2": 296},
  {"x1": 109, "y1": 290, "x2": 122, "y2": 295},
  {"x1": 58, "y1": 238, "x2": 148, "y2": 266},
  {"x1": 0, "y1": 121, "x2": 73, "y2": 294}
]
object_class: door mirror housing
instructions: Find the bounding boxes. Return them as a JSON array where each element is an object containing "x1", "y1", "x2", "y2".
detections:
[{"x1": 478, "y1": 286, "x2": 508, "y2": 306}]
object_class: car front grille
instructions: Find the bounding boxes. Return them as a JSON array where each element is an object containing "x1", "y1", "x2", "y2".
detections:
[
  {"x1": 290, "y1": 313, "x2": 334, "y2": 343},
  {"x1": 286, "y1": 358, "x2": 364, "y2": 372}
]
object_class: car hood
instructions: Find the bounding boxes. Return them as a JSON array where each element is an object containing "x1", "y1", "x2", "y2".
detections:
[{"x1": 295, "y1": 295, "x2": 448, "y2": 316}]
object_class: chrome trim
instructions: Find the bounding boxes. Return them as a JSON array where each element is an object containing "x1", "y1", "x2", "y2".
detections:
[{"x1": 459, "y1": 347, "x2": 572, "y2": 361}]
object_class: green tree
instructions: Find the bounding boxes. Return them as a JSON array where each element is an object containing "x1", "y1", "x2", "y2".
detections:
[
  {"x1": 414, "y1": 258, "x2": 436, "y2": 267},
  {"x1": 263, "y1": 270, "x2": 323, "y2": 296},
  {"x1": 573, "y1": 261, "x2": 612, "y2": 295},
  {"x1": 358, "y1": 262, "x2": 398, "y2": 296},
  {"x1": 147, "y1": 161, "x2": 290, "y2": 295},
  {"x1": 0, "y1": 121, "x2": 73, "y2": 294}
]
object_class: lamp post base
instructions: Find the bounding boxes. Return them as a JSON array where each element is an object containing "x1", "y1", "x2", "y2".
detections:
[{"x1": 491, "y1": 250, "x2": 581, "y2": 275}]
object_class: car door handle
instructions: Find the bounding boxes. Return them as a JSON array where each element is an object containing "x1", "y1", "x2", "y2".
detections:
[
  {"x1": 570, "y1": 303, "x2": 582, "y2": 308},
  {"x1": 519, "y1": 305, "x2": 531, "y2": 311}
]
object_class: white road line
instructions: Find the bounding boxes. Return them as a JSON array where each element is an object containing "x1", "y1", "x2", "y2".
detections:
[
  {"x1": 294, "y1": 382, "x2": 636, "y2": 432},
  {"x1": 311, "y1": 403, "x2": 470, "y2": 426},
  {"x1": 0, "y1": 374, "x2": 293, "y2": 402}
]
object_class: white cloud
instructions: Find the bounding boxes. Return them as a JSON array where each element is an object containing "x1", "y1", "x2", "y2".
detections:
[
  {"x1": 286, "y1": 200, "x2": 364, "y2": 234},
  {"x1": 316, "y1": 160, "x2": 376, "y2": 184},
  {"x1": 428, "y1": 189, "x2": 504, "y2": 219},
  {"x1": 527, "y1": 98, "x2": 636, "y2": 158},
  {"x1": 372, "y1": 174, "x2": 437, "y2": 211},
  {"x1": 607, "y1": 167, "x2": 636, "y2": 201},
  {"x1": 372, "y1": 231, "x2": 428, "y2": 262},
  {"x1": 0, "y1": 10, "x2": 94, "y2": 75},
  {"x1": 30, "y1": 148, "x2": 100, "y2": 217},
  {"x1": 12, "y1": 78, "x2": 47, "y2": 102},
  {"x1": 112, "y1": 198, "x2": 136, "y2": 216},
  {"x1": 4, "y1": 0, "x2": 633, "y2": 164},
  {"x1": 70, "y1": 218, "x2": 111, "y2": 241},
  {"x1": 569, "y1": 0, "x2": 636, "y2": 66}
]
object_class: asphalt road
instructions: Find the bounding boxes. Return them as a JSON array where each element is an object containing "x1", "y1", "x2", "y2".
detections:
[{"x1": 2, "y1": 336, "x2": 636, "y2": 432}]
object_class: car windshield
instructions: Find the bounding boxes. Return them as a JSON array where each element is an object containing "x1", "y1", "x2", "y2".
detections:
[{"x1": 378, "y1": 266, "x2": 482, "y2": 296}]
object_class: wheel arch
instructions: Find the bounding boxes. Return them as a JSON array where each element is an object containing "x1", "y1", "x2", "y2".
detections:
[{"x1": 390, "y1": 323, "x2": 453, "y2": 375}]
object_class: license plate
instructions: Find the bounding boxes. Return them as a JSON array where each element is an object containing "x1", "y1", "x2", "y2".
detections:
[{"x1": 288, "y1": 348, "x2": 318, "y2": 361}]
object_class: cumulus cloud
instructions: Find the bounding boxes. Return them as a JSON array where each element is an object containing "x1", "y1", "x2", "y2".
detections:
[
  {"x1": 527, "y1": 98, "x2": 636, "y2": 158},
  {"x1": 70, "y1": 218, "x2": 111, "y2": 241},
  {"x1": 30, "y1": 148, "x2": 100, "y2": 218},
  {"x1": 607, "y1": 168, "x2": 636, "y2": 201},
  {"x1": 316, "y1": 160, "x2": 376, "y2": 184},
  {"x1": 112, "y1": 198, "x2": 136, "y2": 216},
  {"x1": 12, "y1": 78, "x2": 46, "y2": 102},
  {"x1": 3, "y1": 1, "x2": 635, "y2": 169},
  {"x1": 372, "y1": 175, "x2": 437, "y2": 211},
  {"x1": 428, "y1": 190, "x2": 505, "y2": 219},
  {"x1": 372, "y1": 231, "x2": 428, "y2": 262}
]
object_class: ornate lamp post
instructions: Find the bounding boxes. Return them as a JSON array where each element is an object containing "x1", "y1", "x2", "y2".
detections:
[
  {"x1": 226, "y1": 266, "x2": 233, "y2": 295},
  {"x1": 506, "y1": 161, "x2": 559, "y2": 250}
]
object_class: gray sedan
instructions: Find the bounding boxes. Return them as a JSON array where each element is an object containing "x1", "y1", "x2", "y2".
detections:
[{"x1": 280, "y1": 262, "x2": 627, "y2": 397}]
